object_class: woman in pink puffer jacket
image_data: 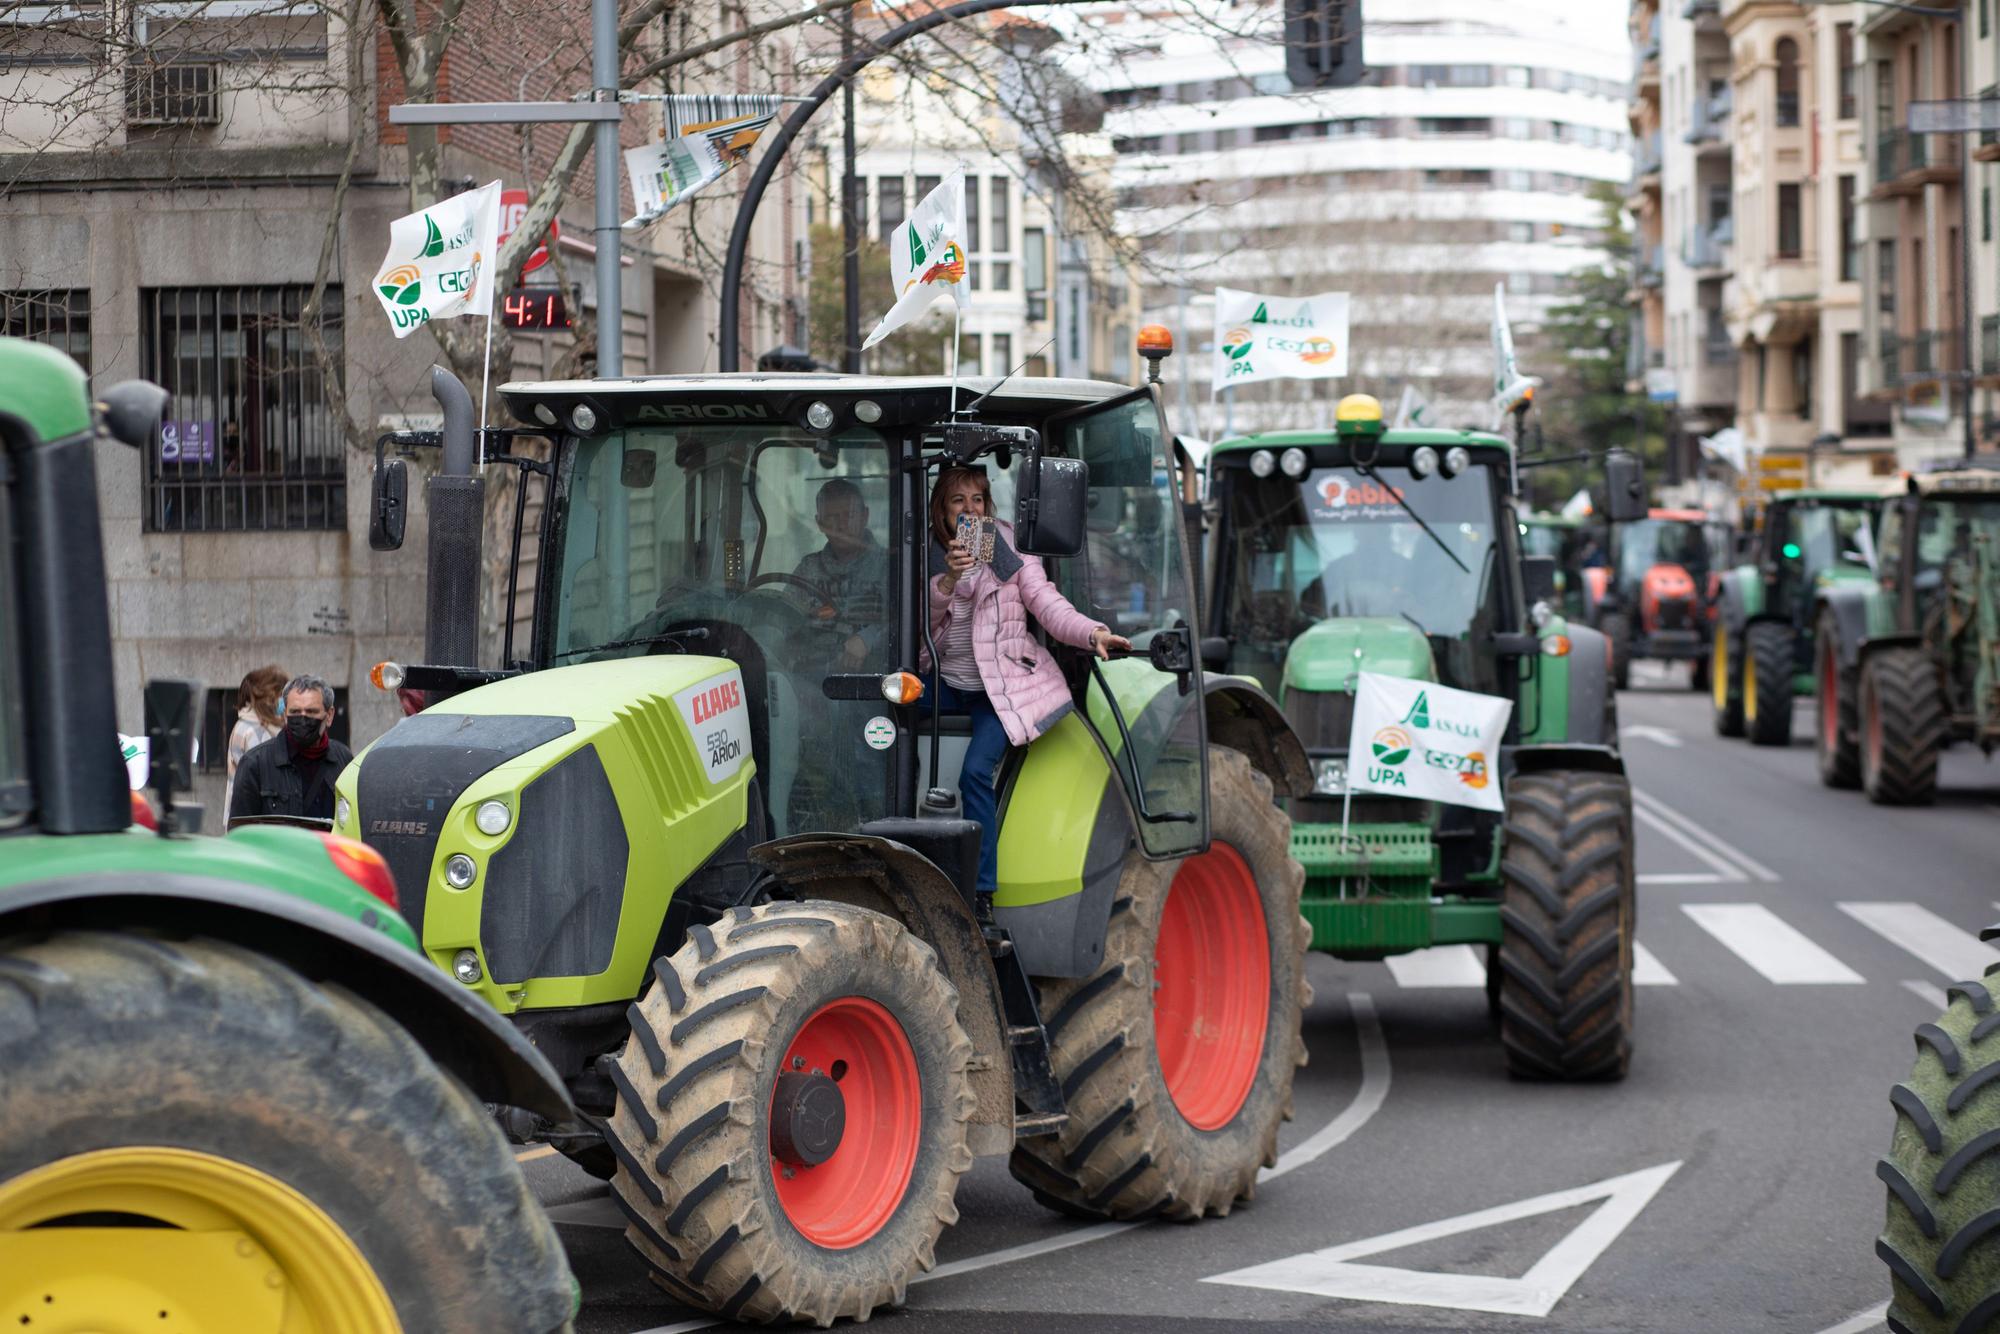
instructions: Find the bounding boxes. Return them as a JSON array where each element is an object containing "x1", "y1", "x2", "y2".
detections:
[{"x1": 924, "y1": 465, "x2": 1130, "y2": 893}]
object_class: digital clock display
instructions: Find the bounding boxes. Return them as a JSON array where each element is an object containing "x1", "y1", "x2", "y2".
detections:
[{"x1": 501, "y1": 288, "x2": 570, "y2": 332}]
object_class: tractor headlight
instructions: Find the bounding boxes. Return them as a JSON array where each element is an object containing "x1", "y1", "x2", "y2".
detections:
[
  {"x1": 532, "y1": 403, "x2": 558, "y2": 426},
  {"x1": 1248, "y1": 449, "x2": 1276, "y2": 478},
  {"x1": 805, "y1": 400, "x2": 837, "y2": 432},
  {"x1": 1531, "y1": 599, "x2": 1554, "y2": 628},
  {"x1": 1279, "y1": 447, "x2": 1309, "y2": 478},
  {"x1": 475, "y1": 800, "x2": 512, "y2": 836},
  {"x1": 1313, "y1": 757, "x2": 1348, "y2": 795},
  {"x1": 452, "y1": 949, "x2": 484, "y2": 985},
  {"x1": 1442, "y1": 446, "x2": 1470, "y2": 477},
  {"x1": 444, "y1": 853, "x2": 478, "y2": 890},
  {"x1": 570, "y1": 403, "x2": 598, "y2": 434},
  {"x1": 1409, "y1": 446, "x2": 1438, "y2": 479},
  {"x1": 335, "y1": 796, "x2": 351, "y2": 830},
  {"x1": 854, "y1": 399, "x2": 883, "y2": 424}
]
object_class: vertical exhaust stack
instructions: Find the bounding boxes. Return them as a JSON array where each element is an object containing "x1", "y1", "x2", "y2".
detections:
[{"x1": 424, "y1": 366, "x2": 485, "y2": 670}]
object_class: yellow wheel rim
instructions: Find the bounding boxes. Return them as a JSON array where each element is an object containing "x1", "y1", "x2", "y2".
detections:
[
  {"x1": 1743, "y1": 647, "x2": 1757, "y2": 725},
  {"x1": 0, "y1": 1147, "x2": 400, "y2": 1334},
  {"x1": 1712, "y1": 628, "x2": 1728, "y2": 712}
]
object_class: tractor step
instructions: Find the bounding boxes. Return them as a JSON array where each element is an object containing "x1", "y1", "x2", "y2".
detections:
[
  {"x1": 1013, "y1": 1110, "x2": 1069, "y2": 1138},
  {"x1": 1007, "y1": 1024, "x2": 1043, "y2": 1045},
  {"x1": 984, "y1": 924, "x2": 1068, "y2": 1125}
]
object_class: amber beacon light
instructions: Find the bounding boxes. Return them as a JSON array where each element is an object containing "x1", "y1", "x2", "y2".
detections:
[{"x1": 1138, "y1": 325, "x2": 1174, "y2": 384}]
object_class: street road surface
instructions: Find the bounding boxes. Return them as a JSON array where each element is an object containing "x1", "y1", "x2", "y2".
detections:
[{"x1": 531, "y1": 662, "x2": 2000, "y2": 1332}]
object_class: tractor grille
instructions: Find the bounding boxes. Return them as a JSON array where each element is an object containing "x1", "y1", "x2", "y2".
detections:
[
  {"x1": 1282, "y1": 687, "x2": 1354, "y2": 750},
  {"x1": 1655, "y1": 597, "x2": 1694, "y2": 631},
  {"x1": 481, "y1": 744, "x2": 629, "y2": 985}
]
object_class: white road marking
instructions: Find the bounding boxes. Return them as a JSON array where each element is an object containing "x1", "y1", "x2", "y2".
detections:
[
  {"x1": 1632, "y1": 788, "x2": 1782, "y2": 883},
  {"x1": 1637, "y1": 872, "x2": 1725, "y2": 885},
  {"x1": 1384, "y1": 945, "x2": 1486, "y2": 988},
  {"x1": 1681, "y1": 904, "x2": 1865, "y2": 985},
  {"x1": 1621, "y1": 725, "x2": 1683, "y2": 748},
  {"x1": 1632, "y1": 805, "x2": 1747, "y2": 884},
  {"x1": 1203, "y1": 1161, "x2": 1681, "y2": 1317},
  {"x1": 1840, "y1": 902, "x2": 2000, "y2": 981},
  {"x1": 1811, "y1": 1300, "x2": 1888, "y2": 1334},
  {"x1": 1903, "y1": 980, "x2": 1949, "y2": 1011},
  {"x1": 1634, "y1": 943, "x2": 1678, "y2": 986}
]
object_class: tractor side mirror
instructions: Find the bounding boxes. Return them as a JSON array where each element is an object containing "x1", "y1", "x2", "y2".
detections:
[
  {"x1": 369, "y1": 458, "x2": 408, "y2": 552},
  {"x1": 97, "y1": 380, "x2": 169, "y2": 450},
  {"x1": 1016, "y1": 454, "x2": 1089, "y2": 557},
  {"x1": 143, "y1": 678, "x2": 197, "y2": 794},
  {"x1": 1521, "y1": 554, "x2": 1559, "y2": 606},
  {"x1": 1602, "y1": 449, "x2": 1647, "y2": 524}
]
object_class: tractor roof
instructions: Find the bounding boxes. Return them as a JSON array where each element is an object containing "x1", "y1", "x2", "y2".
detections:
[
  {"x1": 1520, "y1": 511, "x2": 1581, "y2": 527},
  {"x1": 0, "y1": 337, "x2": 92, "y2": 445},
  {"x1": 1647, "y1": 508, "x2": 1708, "y2": 522},
  {"x1": 1209, "y1": 428, "x2": 1512, "y2": 457},
  {"x1": 1908, "y1": 467, "x2": 2000, "y2": 497},
  {"x1": 500, "y1": 372, "x2": 1132, "y2": 420},
  {"x1": 1776, "y1": 484, "x2": 1897, "y2": 503}
]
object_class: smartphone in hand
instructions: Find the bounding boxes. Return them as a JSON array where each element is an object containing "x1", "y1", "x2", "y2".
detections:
[{"x1": 955, "y1": 514, "x2": 997, "y2": 564}]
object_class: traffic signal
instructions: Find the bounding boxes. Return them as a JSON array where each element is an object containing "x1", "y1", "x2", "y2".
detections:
[{"x1": 1285, "y1": 0, "x2": 1365, "y2": 91}]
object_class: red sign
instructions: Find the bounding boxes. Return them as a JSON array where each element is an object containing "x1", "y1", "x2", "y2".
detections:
[{"x1": 499, "y1": 189, "x2": 558, "y2": 277}]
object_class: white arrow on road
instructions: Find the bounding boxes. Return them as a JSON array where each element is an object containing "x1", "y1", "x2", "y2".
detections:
[
  {"x1": 1621, "y1": 725, "x2": 1683, "y2": 748},
  {"x1": 1203, "y1": 1160, "x2": 1681, "y2": 1318}
]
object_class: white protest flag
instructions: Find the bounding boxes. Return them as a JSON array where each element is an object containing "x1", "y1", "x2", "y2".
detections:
[
  {"x1": 862, "y1": 169, "x2": 970, "y2": 350},
  {"x1": 372, "y1": 181, "x2": 503, "y2": 339},
  {"x1": 1345, "y1": 670, "x2": 1513, "y2": 813},
  {"x1": 1490, "y1": 280, "x2": 1542, "y2": 428},
  {"x1": 1211, "y1": 287, "x2": 1350, "y2": 395},
  {"x1": 624, "y1": 95, "x2": 787, "y2": 226},
  {"x1": 1391, "y1": 383, "x2": 1435, "y2": 430}
]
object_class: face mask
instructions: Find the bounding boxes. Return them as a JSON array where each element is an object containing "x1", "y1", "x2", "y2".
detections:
[{"x1": 286, "y1": 713, "x2": 323, "y2": 744}]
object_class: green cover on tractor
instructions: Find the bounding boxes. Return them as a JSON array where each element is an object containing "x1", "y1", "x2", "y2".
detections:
[
  {"x1": 1200, "y1": 394, "x2": 1640, "y2": 1080},
  {"x1": 339, "y1": 368, "x2": 1315, "y2": 1321}
]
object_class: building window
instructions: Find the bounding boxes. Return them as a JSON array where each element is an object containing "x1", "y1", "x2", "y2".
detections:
[
  {"x1": 140, "y1": 286, "x2": 346, "y2": 533},
  {"x1": 1840, "y1": 175, "x2": 1859, "y2": 280},
  {"x1": 1844, "y1": 332, "x2": 1893, "y2": 435},
  {"x1": 1988, "y1": 182, "x2": 1995, "y2": 245},
  {"x1": 1509, "y1": 221, "x2": 1535, "y2": 243},
  {"x1": 967, "y1": 176, "x2": 981, "y2": 251},
  {"x1": 1838, "y1": 24, "x2": 1858, "y2": 120},
  {"x1": 1775, "y1": 38, "x2": 1800, "y2": 128},
  {"x1": 1023, "y1": 227, "x2": 1047, "y2": 294},
  {"x1": 1878, "y1": 239, "x2": 1896, "y2": 315},
  {"x1": 990, "y1": 261, "x2": 1011, "y2": 291},
  {"x1": 877, "y1": 178, "x2": 905, "y2": 239},
  {"x1": 992, "y1": 333, "x2": 1012, "y2": 376},
  {"x1": 914, "y1": 175, "x2": 940, "y2": 207},
  {"x1": 1777, "y1": 182, "x2": 1802, "y2": 258},
  {"x1": 969, "y1": 262, "x2": 981, "y2": 292},
  {"x1": 2, "y1": 290, "x2": 91, "y2": 375},
  {"x1": 990, "y1": 177, "x2": 1010, "y2": 255},
  {"x1": 1417, "y1": 117, "x2": 1491, "y2": 136}
]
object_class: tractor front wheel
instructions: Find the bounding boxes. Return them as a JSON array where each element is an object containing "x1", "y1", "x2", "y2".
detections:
[
  {"x1": 607, "y1": 901, "x2": 975, "y2": 1325},
  {"x1": 1497, "y1": 771, "x2": 1636, "y2": 1081},
  {"x1": 0, "y1": 932, "x2": 574, "y2": 1334},
  {"x1": 1861, "y1": 647, "x2": 1945, "y2": 806},
  {"x1": 1744, "y1": 621, "x2": 1795, "y2": 747},
  {"x1": 1816, "y1": 614, "x2": 1861, "y2": 789},
  {"x1": 1009, "y1": 746, "x2": 1309, "y2": 1221},
  {"x1": 1601, "y1": 612, "x2": 1633, "y2": 690},
  {"x1": 1712, "y1": 624, "x2": 1745, "y2": 737}
]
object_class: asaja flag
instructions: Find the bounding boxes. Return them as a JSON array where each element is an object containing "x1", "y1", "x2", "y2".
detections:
[
  {"x1": 863, "y1": 169, "x2": 969, "y2": 350},
  {"x1": 1212, "y1": 287, "x2": 1349, "y2": 395},
  {"x1": 624, "y1": 95, "x2": 786, "y2": 226},
  {"x1": 1391, "y1": 383, "x2": 1435, "y2": 431},
  {"x1": 1345, "y1": 670, "x2": 1513, "y2": 813},
  {"x1": 373, "y1": 181, "x2": 503, "y2": 339},
  {"x1": 1490, "y1": 280, "x2": 1542, "y2": 427}
]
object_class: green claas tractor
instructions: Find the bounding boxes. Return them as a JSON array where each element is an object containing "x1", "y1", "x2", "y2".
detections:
[
  {"x1": 1710, "y1": 486, "x2": 1890, "y2": 745},
  {"x1": 1814, "y1": 468, "x2": 2000, "y2": 804},
  {"x1": 1198, "y1": 393, "x2": 1644, "y2": 1079},
  {"x1": 345, "y1": 365, "x2": 1314, "y2": 1321},
  {"x1": 0, "y1": 339, "x2": 576, "y2": 1331}
]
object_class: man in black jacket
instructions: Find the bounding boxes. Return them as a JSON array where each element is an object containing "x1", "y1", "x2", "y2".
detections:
[{"x1": 228, "y1": 673, "x2": 353, "y2": 823}]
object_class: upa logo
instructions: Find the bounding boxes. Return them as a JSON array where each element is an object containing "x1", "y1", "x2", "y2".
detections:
[
  {"x1": 378, "y1": 265, "x2": 423, "y2": 308},
  {"x1": 1368, "y1": 725, "x2": 1412, "y2": 787},
  {"x1": 1223, "y1": 326, "x2": 1254, "y2": 360}
]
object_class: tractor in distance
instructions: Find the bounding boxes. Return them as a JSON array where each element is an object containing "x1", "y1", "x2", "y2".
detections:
[
  {"x1": 1197, "y1": 393, "x2": 1646, "y2": 1080},
  {"x1": 1709, "y1": 485, "x2": 1891, "y2": 745},
  {"x1": 1586, "y1": 507, "x2": 1733, "y2": 691},
  {"x1": 1813, "y1": 467, "x2": 2000, "y2": 804},
  {"x1": 1518, "y1": 510, "x2": 1595, "y2": 624},
  {"x1": 0, "y1": 338, "x2": 577, "y2": 1332},
  {"x1": 343, "y1": 352, "x2": 1317, "y2": 1323}
]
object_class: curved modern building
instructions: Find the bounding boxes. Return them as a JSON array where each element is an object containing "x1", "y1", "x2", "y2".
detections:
[{"x1": 1082, "y1": 0, "x2": 1632, "y2": 432}]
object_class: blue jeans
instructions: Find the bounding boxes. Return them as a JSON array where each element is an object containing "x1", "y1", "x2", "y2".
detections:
[{"x1": 929, "y1": 678, "x2": 1008, "y2": 892}]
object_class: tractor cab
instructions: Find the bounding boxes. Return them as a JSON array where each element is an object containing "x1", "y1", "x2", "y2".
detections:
[
  {"x1": 1519, "y1": 511, "x2": 1593, "y2": 622},
  {"x1": 1588, "y1": 508, "x2": 1732, "y2": 688}
]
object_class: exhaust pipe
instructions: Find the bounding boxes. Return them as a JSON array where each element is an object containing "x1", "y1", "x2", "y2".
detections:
[{"x1": 424, "y1": 366, "x2": 484, "y2": 670}]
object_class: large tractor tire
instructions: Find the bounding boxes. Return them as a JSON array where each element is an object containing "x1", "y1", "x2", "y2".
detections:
[
  {"x1": 1600, "y1": 612, "x2": 1633, "y2": 690},
  {"x1": 0, "y1": 932, "x2": 573, "y2": 1334},
  {"x1": 606, "y1": 900, "x2": 975, "y2": 1325},
  {"x1": 1496, "y1": 770, "x2": 1636, "y2": 1081},
  {"x1": 1009, "y1": 746, "x2": 1309, "y2": 1221},
  {"x1": 1711, "y1": 623, "x2": 1745, "y2": 737},
  {"x1": 1862, "y1": 646, "x2": 1945, "y2": 807},
  {"x1": 1816, "y1": 614, "x2": 1862, "y2": 789},
  {"x1": 1744, "y1": 621, "x2": 1796, "y2": 747},
  {"x1": 1877, "y1": 974, "x2": 2000, "y2": 1333}
]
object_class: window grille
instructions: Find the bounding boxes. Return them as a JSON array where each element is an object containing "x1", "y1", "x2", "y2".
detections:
[{"x1": 1, "y1": 289, "x2": 91, "y2": 375}]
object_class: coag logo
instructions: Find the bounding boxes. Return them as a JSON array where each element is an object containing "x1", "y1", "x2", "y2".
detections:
[
  {"x1": 379, "y1": 265, "x2": 423, "y2": 307},
  {"x1": 1222, "y1": 326, "x2": 1253, "y2": 360},
  {"x1": 1370, "y1": 725, "x2": 1411, "y2": 766},
  {"x1": 915, "y1": 241, "x2": 966, "y2": 288},
  {"x1": 1459, "y1": 750, "x2": 1489, "y2": 790},
  {"x1": 1295, "y1": 336, "x2": 1338, "y2": 365}
]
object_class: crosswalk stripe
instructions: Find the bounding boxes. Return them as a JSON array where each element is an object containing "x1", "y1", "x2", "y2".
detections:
[
  {"x1": 1903, "y1": 980, "x2": 1949, "y2": 1011},
  {"x1": 1681, "y1": 904, "x2": 1864, "y2": 985},
  {"x1": 1383, "y1": 945, "x2": 1486, "y2": 988},
  {"x1": 1633, "y1": 943, "x2": 1678, "y2": 986},
  {"x1": 1839, "y1": 903, "x2": 2000, "y2": 981},
  {"x1": 1637, "y1": 872, "x2": 1725, "y2": 885}
]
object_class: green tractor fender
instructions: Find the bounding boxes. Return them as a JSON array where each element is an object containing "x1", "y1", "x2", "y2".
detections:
[
  {"x1": 1518, "y1": 616, "x2": 1618, "y2": 754},
  {"x1": 1715, "y1": 566, "x2": 1764, "y2": 637},
  {"x1": 0, "y1": 872, "x2": 573, "y2": 1122},
  {"x1": 1816, "y1": 584, "x2": 1897, "y2": 672}
]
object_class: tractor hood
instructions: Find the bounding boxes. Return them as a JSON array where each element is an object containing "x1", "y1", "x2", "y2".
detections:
[
  {"x1": 1282, "y1": 618, "x2": 1437, "y2": 695},
  {"x1": 335, "y1": 656, "x2": 756, "y2": 1010}
]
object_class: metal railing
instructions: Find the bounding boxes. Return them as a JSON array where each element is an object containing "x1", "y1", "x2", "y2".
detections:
[
  {"x1": 1684, "y1": 220, "x2": 1732, "y2": 270},
  {"x1": 1877, "y1": 129, "x2": 1951, "y2": 181},
  {"x1": 2, "y1": 290, "x2": 91, "y2": 375},
  {"x1": 1682, "y1": 0, "x2": 1717, "y2": 16},
  {"x1": 1881, "y1": 327, "x2": 1966, "y2": 383},
  {"x1": 1704, "y1": 336, "x2": 1737, "y2": 367},
  {"x1": 125, "y1": 62, "x2": 220, "y2": 126},
  {"x1": 1982, "y1": 85, "x2": 2000, "y2": 151},
  {"x1": 1639, "y1": 245, "x2": 1665, "y2": 287},
  {"x1": 1634, "y1": 132, "x2": 1664, "y2": 180}
]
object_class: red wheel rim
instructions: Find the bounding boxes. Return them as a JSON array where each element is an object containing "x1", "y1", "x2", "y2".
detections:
[
  {"x1": 770, "y1": 997, "x2": 921, "y2": 1249},
  {"x1": 1820, "y1": 642, "x2": 1839, "y2": 754},
  {"x1": 1153, "y1": 842, "x2": 1270, "y2": 1131}
]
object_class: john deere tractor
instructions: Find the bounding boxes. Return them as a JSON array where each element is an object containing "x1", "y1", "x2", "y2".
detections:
[
  {"x1": 1813, "y1": 468, "x2": 2000, "y2": 804},
  {"x1": 1199, "y1": 394, "x2": 1645, "y2": 1080},
  {"x1": 0, "y1": 339, "x2": 576, "y2": 1331},
  {"x1": 1710, "y1": 486, "x2": 1890, "y2": 745},
  {"x1": 343, "y1": 364, "x2": 1314, "y2": 1322}
]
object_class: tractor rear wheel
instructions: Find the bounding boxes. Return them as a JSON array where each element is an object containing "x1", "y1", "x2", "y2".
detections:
[
  {"x1": 1601, "y1": 612, "x2": 1632, "y2": 690},
  {"x1": 1816, "y1": 614, "x2": 1861, "y2": 789},
  {"x1": 0, "y1": 932, "x2": 574, "y2": 1334},
  {"x1": 1497, "y1": 771, "x2": 1635, "y2": 1081},
  {"x1": 1711, "y1": 624, "x2": 1745, "y2": 737},
  {"x1": 606, "y1": 901, "x2": 975, "y2": 1325},
  {"x1": 1877, "y1": 975, "x2": 2000, "y2": 1334},
  {"x1": 1744, "y1": 621, "x2": 1795, "y2": 747},
  {"x1": 1862, "y1": 647, "x2": 1945, "y2": 807},
  {"x1": 1009, "y1": 746, "x2": 1309, "y2": 1221}
]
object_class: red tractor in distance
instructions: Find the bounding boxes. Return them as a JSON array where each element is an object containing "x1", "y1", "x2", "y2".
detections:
[{"x1": 1586, "y1": 508, "x2": 1731, "y2": 690}]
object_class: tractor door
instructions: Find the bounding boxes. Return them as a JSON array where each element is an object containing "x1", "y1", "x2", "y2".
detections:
[{"x1": 1045, "y1": 389, "x2": 1209, "y2": 858}]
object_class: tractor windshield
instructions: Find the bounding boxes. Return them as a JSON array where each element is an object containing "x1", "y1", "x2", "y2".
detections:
[
  {"x1": 1911, "y1": 498, "x2": 2000, "y2": 594},
  {"x1": 553, "y1": 426, "x2": 896, "y2": 836},
  {"x1": 1788, "y1": 503, "x2": 1876, "y2": 577},
  {"x1": 1616, "y1": 519, "x2": 1711, "y2": 590}
]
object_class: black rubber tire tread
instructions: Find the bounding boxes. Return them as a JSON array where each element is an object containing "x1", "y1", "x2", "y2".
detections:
[
  {"x1": 1712, "y1": 624, "x2": 1745, "y2": 738},
  {"x1": 1878, "y1": 974, "x2": 2000, "y2": 1333},
  {"x1": 0, "y1": 931, "x2": 574, "y2": 1333},
  {"x1": 1496, "y1": 770, "x2": 1636, "y2": 1081},
  {"x1": 1862, "y1": 646, "x2": 1946, "y2": 807},
  {"x1": 1815, "y1": 613, "x2": 1862, "y2": 789},
  {"x1": 605, "y1": 900, "x2": 976, "y2": 1326},
  {"x1": 1744, "y1": 621, "x2": 1795, "y2": 747},
  {"x1": 1008, "y1": 746, "x2": 1310, "y2": 1221},
  {"x1": 1601, "y1": 612, "x2": 1632, "y2": 691}
]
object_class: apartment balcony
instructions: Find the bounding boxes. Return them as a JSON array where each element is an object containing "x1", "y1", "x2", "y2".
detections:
[
  {"x1": 1633, "y1": 18, "x2": 1661, "y2": 92},
  {"x1": 1873, "y1": 129, "x2": 1961, "y2": 198},
  {"x1": 1629, "y1": 132, "x2": 1664, "y2": 203},
  {"x1": 1684, "y1": 90, "x2": 1731, "y2": 152},
  {"x1": 1881, "y1": 328, "x2": 1966, "y2": 387},
  {"x1": 1683, "y1": 219, "x2": 1733, "y2": 274},
  {"x1": 1637, "y1": 245, "x2": 1665, "y2": 290},
  {"x1": 1976, "y1": 86, "x2": 2000, "y2": 165},
  {"x1": 1682, "y1": 0, "x2": 1721, "y2": 29}
]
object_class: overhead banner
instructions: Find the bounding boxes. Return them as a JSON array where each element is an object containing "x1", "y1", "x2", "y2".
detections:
[
  {"x1": 624, "y1": 95, "x2": 786, "y2": 226},
  {"x1": 862, "y1": 168, "x2": 969, "y2": 350},
  {"x1": 1345, "y1": 671, "x2": 1513, "y2": 813},
  {"x1": 371, "y1": 180, "x2": 503, "y2": 339},
  {"x1": 1212, "y1": 287, "x2": 1350, "y2": 394}
]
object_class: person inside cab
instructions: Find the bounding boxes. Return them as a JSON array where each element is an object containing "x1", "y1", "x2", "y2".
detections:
[{"x1": 792, "y1": 477, "x2": 889, "y2": 670}]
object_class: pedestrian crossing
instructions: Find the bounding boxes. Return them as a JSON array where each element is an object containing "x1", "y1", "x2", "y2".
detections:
[{"x1": 1364, "y1": 901, "x2": 2000, "y2": 995}]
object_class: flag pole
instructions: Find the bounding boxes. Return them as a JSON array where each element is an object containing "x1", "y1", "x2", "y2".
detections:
[
  {"x1": 477, "y1": 300, "x2": 495, "y2": 473},
  {"x1": 1338, "y1": 645, "x2": 1361, "y2": 901},
  {"x1": 948, "y1": 299, "x2": 962, "y2": 420}
]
